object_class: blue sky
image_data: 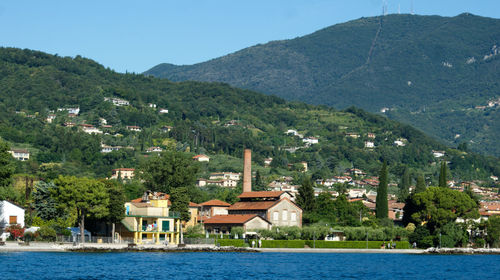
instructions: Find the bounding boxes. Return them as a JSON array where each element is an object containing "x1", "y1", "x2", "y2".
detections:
[{"x1": 1, "y1": 0, "x2": 499, "y2": 73}]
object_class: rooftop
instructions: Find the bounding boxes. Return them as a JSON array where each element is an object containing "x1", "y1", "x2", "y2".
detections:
[
  {"x1": 200, "y1": 199, "x2": 231, "y2": 207},
  {"x1": 237, "y1": 191, "x2": 284, "y2": 199},
  {"x1": 203, "y1": 214, "x2": 267, "y2": 225}
]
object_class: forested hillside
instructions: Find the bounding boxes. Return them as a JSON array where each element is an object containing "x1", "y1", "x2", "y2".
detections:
[
  {"x1": 0, "y1": 47, "x2": 498, "y2": 189},
  {"x1": 145, "y1": 13, "x2": 500, "y2": 156}
]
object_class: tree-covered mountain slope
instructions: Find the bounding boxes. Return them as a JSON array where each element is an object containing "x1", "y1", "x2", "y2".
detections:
[
  {"x1": 0, "y1": 47, "x2": 498, "y2": 184},
  {"x1": 145, "y1": 13, "x2": 500, "y2": 156}
]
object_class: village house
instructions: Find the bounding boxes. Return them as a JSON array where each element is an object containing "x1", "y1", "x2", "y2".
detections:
[
  {"x1": 367, "y1": 133, "x2": 376, "y2": 139},
  {"x1": 46, "y1": 114, "x2": 56, "y2": 123},
  {"x1": 394, "y1": 139, "x2": 406, "y2": 147},
  {"x1": 126, "y1": 125, "x2": 142, "y2": 132},
  {"x1": 193, "y1": 154, "x2": 210, "y2": 162},
  {"x1": 80, "y1": 124, "x2": 103, "y2": 134},
  {"x1": 364, "y1": 141, "x2": 375, "y2": 148},
  {"x1": 302, "y1": 137, "x2": 319, "y2": 145},
  {"x1": 159, "y1": 108, "x2": 169, "y2": 114},
  {"x1": 0, "y1": 200, "x2": 25, "y2": 240},
  {"x1": 285, "y1": 129, "x2": 303, "y2": 138},
  {"x1": 160, "y1": 126, "x2": 173, "y2": 133},
  {"x1": 348, "y1": 189, "x2": 367, "y2": 199},
  {"x1": 104, "y1": 97, "x2": 129, "y2": 106},
  {"x1": 8, "y1": 149, "x2": 30, "y2": 161},
  {"x1": 432, "y1": 150, "x2": 446, "y2": 158},
  {"x1": 110, "y1": 168, "x2": 135, "y2": 180},
  {"x1": 101, "y1": 145, "x2": 122, "y2": 153},
  {"x1": 118, "y1": 191, "x2": 200, "y2": 245},
  {"x1": 58, "y1": 107, "x2": 80, "y2": 115},
  {"x1": 347, "y1": 168, "x2": 367, "y2": 177},
  {"x1": 199, "y1": 199, "x2": 231, "y2": 221},
  {"x1": 203, "y1": 150, "x2": 302, "y2": 234},
  {"x1": 346, "y1": 132, "x2": 360, "y2": 138},
  {"x1": 263, "y1": 157, "x2": 273, "y2": 167},
  {"x1": 148, "y1": 103, "x2": 157, "y2": 108},
  {"x1": 146, "y1": 147, "x2": 163, "y2": 153}
]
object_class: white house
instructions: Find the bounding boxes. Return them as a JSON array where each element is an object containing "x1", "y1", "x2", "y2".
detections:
[
  {"x1": 364, "y1": 141, "x2": 375, "y2": 148},
  {"x1": 111, "y1": 168, "x2": 135, "y2": 180},
  {"x1": 159, "y1": 109, "x2": 169, "y2": 114},
  {"x1": 104, "y1": 97, "x2": 129, "y2": 106},
  {"x1": 302, "y1": 137, "x2": 319, "y2": 145},
  {"x1": 46, "y1": 114, "x2": 56, "y2": 123},
  {"x1": 126, "y1": 126, "x2": 142, "y2": 132},
  {"x1": 0, "y1": 201, "x2": 25, "y2": 240},
  {"x1": 101, "y1": 145, "x2": 122, "y2": 153},
  {"x1": 394, "y1": 140, "x2": 406, "y2": 147},
  {"x1": 146, "y1": 147, "x2": 163, "y2": 153},
  {"x1": 82, "y1": 126, "x2": 103, "y2": 134},
  {"x1": 58, "y1": 107, "x2": 80, "y2": 115},
  {"x1": 8, "y1": 149, "x2": 30, "y2": 161},
  {"x1": 432, "y1": 150, "x2": 445, "y2": 158}
]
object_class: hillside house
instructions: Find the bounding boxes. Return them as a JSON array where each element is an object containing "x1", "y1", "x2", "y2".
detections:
[
  {"x1": 394, "y1": 140, "x2": 406, "y2": 147},
  {"x1": 111, "y1": 168, "x2": 135, "y2": 180},
  {"x1": 81, "y1": 125, "x2": 103, "y2": 134},
  {"x1": 364, "y1": 141, "x2": 375, "y2": 148},
  {"x1": 193, "y1": 154, "x2": 210, "y2": 162},
  {"x1": 101, "y1": 145, "x2": 122, "y2": 153},
  {"x1": 348, "y1": 189, "x2": 367, "y2": 199},
  {"x1": 126, "y1": 126, "x2": 142, "y2": 132},
  {"x1": 8, "y1": 149, "x2": 30, "y2": 161},
  {"x1": 346, "y1": 132, "x2": 360, "y2": 138},
  {"x1": 432, "y1": 150, "x2": 445, "y2": 158},
  {"x1": 146, "y1": 147, "x2": 163, "y2": 153},
  {"x1": 0, "y1": 201, "x2": 25, "y2": 240},
  {"x1": 159, "y1": 109, "x2": 169, "y2": 114},
  {"x1": 46, "y1": 114, "x2": 56, "y2": 123},
  {"x1": 264, "y1": 158, "x2": 273, "y2": 167},
  {"x1": 63, "y1": 122, "x2": 76, "y2": 127},
  {"x1": 302, "y1": 137, "x2": 319, "y2": 145},
  {"x1": 104, "y1": 97, "x2": 129, "y2": 106},
  {"x1": 367, "y1": 133, "x2": 376, "y2": 139},
  {"x1": 58, "y1": 107, "x2": 80, "y2": 115},
  {"x1": 160, "y1": 126, "x2": 173, "y2": 133}
]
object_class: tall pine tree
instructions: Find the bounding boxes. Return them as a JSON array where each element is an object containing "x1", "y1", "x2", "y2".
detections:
[
  {"x1": 415, "y1": 174, "x2": 426, "y2": 193},
  {"x1": 296, "y1": 177, "x2": 315, "y2": 212},
  {"x1": 438, "y1": 161, "x2": 448, "y2": 188},
  {"x1": 398, "y1": 166, "x2": 410, "y2": 202},
  {"x1": 376, "y1": 161, "x2": 388, "y2": 219}
]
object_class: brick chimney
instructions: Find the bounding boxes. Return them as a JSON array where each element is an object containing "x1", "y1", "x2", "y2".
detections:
[{"x1": 243, "y1": 149, "x2": 252, "y2": 193}]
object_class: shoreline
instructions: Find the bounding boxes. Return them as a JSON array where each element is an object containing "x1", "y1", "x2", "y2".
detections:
[{"x1": 1, "y1": 242, "x2": 499, "y2": 254}]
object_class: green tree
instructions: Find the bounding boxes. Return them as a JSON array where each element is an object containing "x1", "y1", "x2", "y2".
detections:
[
  {"x1": 409, "y1": 187, "x2": 479, "y2": 233},
  {"x1": 52, "y1": 176, "x2": 109, "y2": 243},
  {"x1": 439, "y1": 161, "x2": 448, "y2": 188},
  {"x1": 485, "y1": 216, "x2": 500, "y2": 248},
  {"x1": 0, "y1": 140, "x2": 14, "y2": 199},
  {"x1": 398, "y1": 166, "x2": 410, "y2": 202},
  {"x1": 100, "y1": 180, "x2": 126, "y2": 241},
  {"x1": 170, "y1": 187, "x2": 190, "y2": 222},
  {"x1": 296, "y1": 177, "x2": 315, "y2": 212},
  {"x1": 415, "y1": 174, "x2": 426, "y2": 194},
  {"x1": 376, "y1": 161, "x2": 388, "y2": 219},
  {"x1": 32, "y1": 181, "x2": 61, "y2": 220},
  {"x1": 253, "y1": 170, "x2": 265, "y2": 191},
  {"x1": 140, "y1": 150, "x2": 199, "y2": 196}
]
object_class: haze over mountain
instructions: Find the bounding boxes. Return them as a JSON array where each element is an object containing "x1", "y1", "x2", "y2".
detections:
[{"x1": 145, "y1": 13, "x2": 500, "y2": 156}]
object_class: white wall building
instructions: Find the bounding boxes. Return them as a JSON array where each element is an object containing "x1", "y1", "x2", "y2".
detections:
[
  {"x1": 8, "y1": 149, "x2": 30, "y2": 161},
  {"x1": 0, "y1": 201, "x2": 25, "y2": 240}
]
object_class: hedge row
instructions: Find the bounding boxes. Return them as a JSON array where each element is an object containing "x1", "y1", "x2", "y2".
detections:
[
  {"x1": 217, "y1": 239, "x2": 247, "y2": 247},
  {"x1": 215, "y1": 239, "x2": 411, "y2": 249},
  {"x1": 304, "y1": 240, "x2": 411, "y2": 249},
  {"x1": 261, "y1": 240, "x2": 306, "y2": 248}
]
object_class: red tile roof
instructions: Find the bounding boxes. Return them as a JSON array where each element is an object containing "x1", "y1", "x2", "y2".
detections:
[
  {"x1": 203, "y1": 214, "x2": 268, "y2": 225},
  {"x1": 237, "y1": 191, "x2": 284, "y2": 199},
  {"x1": 228, "y1": 201, "x2": 278, "y2": 211},
  {"x1": 200, "y1": 199, "x2": 231, "y2": 207}
]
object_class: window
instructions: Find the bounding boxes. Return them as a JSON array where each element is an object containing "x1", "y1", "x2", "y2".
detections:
[
  {"x1": 162, "y1": 221, "x2": 170, "y2": 232},
  {"x1": 273, "y1": 211, "x2": 279, "y2": 221},
  {"x1": 291, "y1": 212, "x2": 297, "y2": 222},
  {"x1": 282, "y1": 210, "x2": 288, "y2": 221},
  {"x1": 9, "y1": 216, "x2": 17, "y2": 224}
]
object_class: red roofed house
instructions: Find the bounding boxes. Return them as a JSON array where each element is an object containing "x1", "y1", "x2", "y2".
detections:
[
  {"x1": 193, "y1": 154, "x2": 210, "y2": 162},
  {"x1": 203, "y1": 214, "x2": 271, "y2": 234},
  {"x1": 199, "y1": 199, "x2": 231, "y2": 221}
]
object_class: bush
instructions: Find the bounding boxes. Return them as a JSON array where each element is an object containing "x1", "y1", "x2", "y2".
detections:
[
  {"x1": 304, "y1": 240, "x2": 410, "y2": 249},
  {"x1": 217, "y1": 239, "x2": 247, "y2": 247},
  {"x1": 37, "y1": 225, "x2": 57, "y2": 241},
  {"x1": 261, "y1": 240, "x2": 305, "y2": 248},
  {"x1": 473, "y1": 238, "x2": 485, "y2": 248},
  {"x1": 6, "y1": 224, "x2": 24, "y2": 240}
]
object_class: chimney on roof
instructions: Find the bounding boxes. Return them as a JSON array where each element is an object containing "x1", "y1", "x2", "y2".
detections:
[{"x1": 243, "y1": 149, "x2": 252, "y2": 193}]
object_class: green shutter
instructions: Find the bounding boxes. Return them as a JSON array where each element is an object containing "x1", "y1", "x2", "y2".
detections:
[{"x1": 162, "y1": 221, "x2": 170, "y2": 232}]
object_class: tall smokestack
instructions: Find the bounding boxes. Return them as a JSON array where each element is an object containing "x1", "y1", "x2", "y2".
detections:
[{"x1": 243, "y1": 149, "x2": 252, "y2": 193}]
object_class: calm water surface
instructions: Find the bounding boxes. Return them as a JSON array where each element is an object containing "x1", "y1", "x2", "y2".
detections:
[{"x1": 1, "y1": 252, "x2": 499, "y2": 279}]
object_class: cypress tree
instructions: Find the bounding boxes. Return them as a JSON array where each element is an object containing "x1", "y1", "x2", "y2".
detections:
[
  {"x1": 438, "y1": 161, "x2": 448, "y2": 188},
  {"x1": 296, "y1": 177, "x2": 315, "y2": 212},
  {"x1": 376, "y1": 161, "x2": 388, "y2": 219},
  {"x1": 415, "y1": 174, "x2": 426, "y2": 193},
  {"x1": 398, "y1": 166, "x2": 410, "y2": 202}
]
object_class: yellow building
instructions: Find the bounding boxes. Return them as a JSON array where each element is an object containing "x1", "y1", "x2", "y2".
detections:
[{"x1": 120, "y1": 191, "x2": 181, "y2": 245}]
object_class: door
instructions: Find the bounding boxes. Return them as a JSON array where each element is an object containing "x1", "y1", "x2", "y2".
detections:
[
  {"x1": 162, "y1": 221, "x2": 170, "y2": 232},
  {"x1": 9, "y1": 216, "x2": 17, "y2": 224}
]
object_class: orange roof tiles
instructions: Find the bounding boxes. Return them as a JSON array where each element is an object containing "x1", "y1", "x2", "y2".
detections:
[
  {"x1": 228, "y1": 201, "x2": 278, "y2": 211},
  {"x1": 200, "y1": 199, "x2": 231, "y2": 207},
  {"x1": 203, "y1": 214, "x2": 267, "y2": 225},
  {"x1": 237, "y1": 191, "x2": 284, "y2": 199}
]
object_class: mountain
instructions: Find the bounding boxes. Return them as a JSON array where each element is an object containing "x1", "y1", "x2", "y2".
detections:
[
  {"x1": 145, "y1": 13, "x2": 500, "y2": 156},
  {"x1": 0, "y1": 47, "x2": 498, "y2": 184}
]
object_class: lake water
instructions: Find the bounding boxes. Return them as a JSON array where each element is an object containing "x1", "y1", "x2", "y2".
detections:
[{"x1": 1, "y1": 252, "x2": 499, "y2": 279}]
